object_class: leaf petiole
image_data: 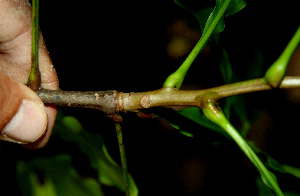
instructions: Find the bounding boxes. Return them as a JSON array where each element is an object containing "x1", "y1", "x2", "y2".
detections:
[
  {"x1": 202, "y1": 103, "x2": 284, "y2": 195},
  {"x1": 265, "y1": 26, "x2": 300, "y2": 88},
  {"x1": 27, "y1": 0, "x2": 41, "y2": 91},
  {"x1": 163, "y1": 0, "x2": 232, "y2": 89},
  {"x1": 115, "y1": 123, "x2": 130, "y2": 196}
]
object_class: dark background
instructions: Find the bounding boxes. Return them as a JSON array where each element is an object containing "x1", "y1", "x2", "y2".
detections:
[{"x1": 1, "y1": 0, "x2": 300, "y2": 195}]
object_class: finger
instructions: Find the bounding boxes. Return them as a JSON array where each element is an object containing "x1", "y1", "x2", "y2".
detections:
[
  {"x1": 23, "y1": 35, "x2": 59, "y2": 149},
  {"x1": 0, "y1": 72, "x2": 48, "y2": 144},
  {"x1": 0, "y1": 29, "x2": 58, "y2": 149},
  {"x1": 23, "y1": 105, "x2": 57, "y2": 149},
  {"x1": 0, "y1": 1, "x2": 59, "y2": 148},
  {"x1": 0, "y1": 0, "x2": 31, "y2": 43}
]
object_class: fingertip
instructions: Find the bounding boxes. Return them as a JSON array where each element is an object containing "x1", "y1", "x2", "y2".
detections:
[
  {"x1": 1, "y1": 100, "x2": 48, "y2": 143},
  {"x1": 0, "y1": 73, "x2": 50, "y2": 145},
  {"x1": 23, "y1": 105, "x2": 57, "y2": 149}
]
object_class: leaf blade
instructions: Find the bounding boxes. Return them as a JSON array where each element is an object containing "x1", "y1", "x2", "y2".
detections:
[{"x1": 54, "y1": 113, "x2": 138, "y2": 196}]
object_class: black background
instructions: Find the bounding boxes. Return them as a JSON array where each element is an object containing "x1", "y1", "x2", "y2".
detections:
[{"x1": 1, "y1": 0, "x2": 300, "y2": 195}]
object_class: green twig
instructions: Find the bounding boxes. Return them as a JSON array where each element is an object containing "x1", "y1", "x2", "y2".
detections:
[
  {"x1": 27, "y1": 0, "x2": 41, "y2": 91},
  {"x1": 115, "y1": 123, "x2": 130, "y2": 196},
  {"x1": 202, "y1": 103, "x2": 284, "y2": 195},
  {"x1": 163, "y1": 0, "x2": 232, "y2": 89},
  {"x1": 265, "y1": 26, "x2": 300, "y2": 88}
]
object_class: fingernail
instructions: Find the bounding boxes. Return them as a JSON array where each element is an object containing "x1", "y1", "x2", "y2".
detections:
[{"x1": 2, "y1": 100, "x2": 47, "y2": 143}]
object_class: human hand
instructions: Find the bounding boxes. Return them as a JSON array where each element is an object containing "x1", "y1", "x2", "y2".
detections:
[{"x1": 0, "y1": 0, "x2": 59, "y2": 148}]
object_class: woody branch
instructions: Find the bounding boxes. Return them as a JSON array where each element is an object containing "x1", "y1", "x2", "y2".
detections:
[{"x1": 38, "y1": 76, "x2": 300, "y2": 114}]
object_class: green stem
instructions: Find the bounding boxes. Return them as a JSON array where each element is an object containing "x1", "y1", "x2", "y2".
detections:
[
  {"x1": 115, "y1": 123, "x2": 130, "y2": 196},
  {"x1": 163, "y1": 0, "x2": 232, "y2": 89},
  {"x1": 202, "y1": 103, "x2": 284, "y2": 196},
  {"x1": 265, "y1": 26, "x2": 300, "y2": 88},
  {"x1": 27, "y1": 0, "x2": 41, "y2": 91}
]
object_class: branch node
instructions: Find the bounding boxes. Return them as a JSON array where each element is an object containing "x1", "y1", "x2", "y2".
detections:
[
  {"x1": 195, "y1": 91, "x2": 220, "y2": 108},
  {"x1": 141, "y1": 95, "x2": 151, "y2": 108},
  {"x1": 107, "y1": 114, "x2": 123, "y2": 123}
]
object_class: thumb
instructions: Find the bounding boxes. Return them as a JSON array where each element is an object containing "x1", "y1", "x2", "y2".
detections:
[{"x1": 0, "y1": 72, "x2": 47, "y2": 144}]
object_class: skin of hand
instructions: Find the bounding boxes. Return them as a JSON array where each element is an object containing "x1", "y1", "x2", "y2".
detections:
[{"x1": 0, "y1": 0, "x2": 59, "y2": 148}]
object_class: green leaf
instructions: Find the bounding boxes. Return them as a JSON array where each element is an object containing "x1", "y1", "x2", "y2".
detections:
[
  {"x1": 16, "y1": 161, "x2": 34, "y2": 196},
  {"x1": 220, "y1": 48, "x2": 251, "y2": 136},
  {"x1": 32, "y1": 175, "x2": 56, "y2": 196},
  {"x1": 205, "y1": 0, "x2": 247, "y2": 34},
  {"x1": 282, "y1": 165, "x2": 300, "y2": 179},
  {"x1": 285, "y1": 192, "x2": 300, "y2": 196},
  {"x1": 151, "y1": 107, "x2": 230, "y2": 142},
  {"x1": 219, "y1": 48, "x2": 233, "y2": 84},
  {"x1": 179, "y1": 130, "x2": 194, "y2": 137},
  {"x1": 246, "y1": 50, "x2": 264, "y2": 80},
  {"x1": 62, "y1": 116, "x2": 83, "y2": 133},
  {"x1": 249, "y1": 141, "x2": 300, "y2": 180},
  {"x1": 177, "y1": 107, "x2": 226, "y2": 135},
  {"x1": 226, "y1": 0, "x2": 247, "y2": 16},
  {"x1": 195, "y1": 7, "x2": 215, "y2": 33},
  {"x1": 174, "y1": 0, "x2": 247, "y2": 34},
  {"x1": 53, "y1": 114, "x2": 138, "y2": 196},
  {"x1": 223, "y1": 95, "x2": 250, "y2": 137},
  {"x1": 17, "y1": 154, "x2": 104, "y2": 196},
  {"x1": 17, "y1": 111, "x2": 138, "y2": 195},
  {"x1": 202, "y1": 0, "x2": 231, "y2": 35},
  {"x1": 256, "y1": 177, "x2": 274, "y2": 196},
  {"x1": 260, "y1": 170, "x2": 279, "y2": 192}
]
